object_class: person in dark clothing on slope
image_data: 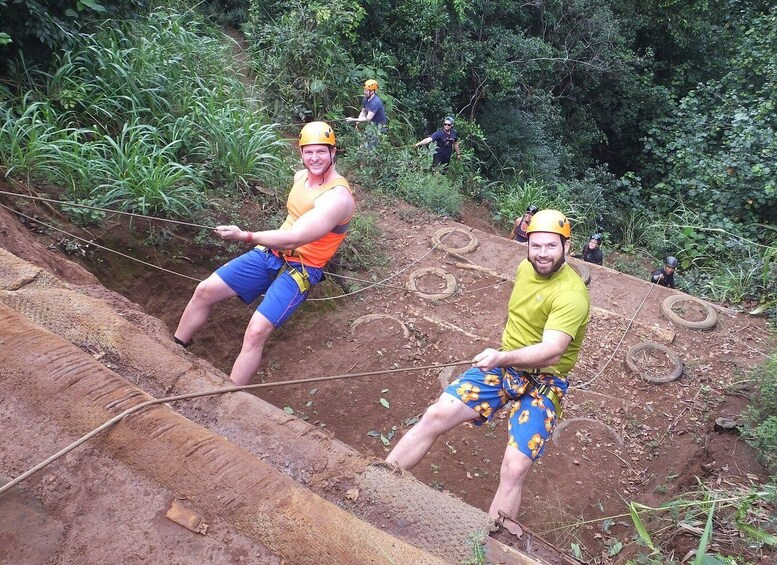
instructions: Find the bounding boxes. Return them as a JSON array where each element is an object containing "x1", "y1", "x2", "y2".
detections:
[
  {"x1": 415, "y1": 116, "x2": 461, "y2": 168},
  {"x1": 509, "y1": 205, "x2": 539, "y2": 243},
  {"x1": 572, "y1": 234, "x2": 604, "y2": 265},
  {"x1": 651, "y1": 256, "x2": 678, "y2": 288}
]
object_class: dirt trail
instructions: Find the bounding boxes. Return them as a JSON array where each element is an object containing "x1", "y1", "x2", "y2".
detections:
[{"x1": 1, "y1": 187, "x2": 775, "y2": 563}]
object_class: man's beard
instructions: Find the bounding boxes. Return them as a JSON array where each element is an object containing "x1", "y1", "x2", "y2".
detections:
[{"x1": 528, "y1": 253, "x2": 566, "y2": 277}]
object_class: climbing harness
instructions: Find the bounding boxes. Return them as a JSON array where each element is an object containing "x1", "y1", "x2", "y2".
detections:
[
  {"x1": 256, "y1": 244, "x2": 311, "y2": 293},
  {"x1": 511, "y1": 369, "x2": 564, "y2": 419},
  {"x1": 526, "y1": 372, "x2": 563, "y2": 418}
]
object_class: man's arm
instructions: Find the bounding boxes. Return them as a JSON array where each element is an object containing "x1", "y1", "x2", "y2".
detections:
[
  {"x1": 508, "y1": 217, "x2": 521, "y2": 239},
  {"x1": 415, "y1": 136, "x2": 433, "y2": 147},
  {"x1": 346, "y1": 108, "x2": 376, "y2": 123},
  {"x1": 453, "y1": 140, "x2": 460, "y2": 158},
  {"x1": 472, "y1": 330, "x2": 573, "y2": 372},
  {"x1": 215, "y1": 186, "x2": 354, "y2": 249}
]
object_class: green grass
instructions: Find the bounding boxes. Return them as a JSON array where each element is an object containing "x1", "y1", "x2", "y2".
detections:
[
  {"x1": 741, "y1": 356, "x2": 777, "y2": 475},
  {"x1": 0, "y1": 8, "x2": 290, "y2": 228}
]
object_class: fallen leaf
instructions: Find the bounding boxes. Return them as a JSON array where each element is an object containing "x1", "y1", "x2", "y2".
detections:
[{"x1": 345, "y1": 488, "x2": 359, "y2": 501}]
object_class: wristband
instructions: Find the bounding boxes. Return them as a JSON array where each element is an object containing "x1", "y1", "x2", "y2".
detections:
[{"x1": 245, "y1": 230, "x2": 253, "y2": 244}]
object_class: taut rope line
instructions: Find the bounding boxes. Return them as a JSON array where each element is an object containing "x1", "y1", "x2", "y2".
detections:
[
  {"x1": 0, "y1": 202, "x2": 203, "y2": 282},
  {"x1": 0, "y1": 359, "x2": 472, "y2": 497},
  {"x1": 0, "y1": 190, "x2": 458, "y2": 299},
  {"x1": 0, "y1": 189, "x2": 216, "y2": 230},
  {"x1": 575, "y1": 282, "x2": 656, "y2": 389}
]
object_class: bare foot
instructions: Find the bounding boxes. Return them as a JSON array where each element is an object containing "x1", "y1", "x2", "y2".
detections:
[{"x1": 497, "y1": 510, "x2": 524, "y2": 538}]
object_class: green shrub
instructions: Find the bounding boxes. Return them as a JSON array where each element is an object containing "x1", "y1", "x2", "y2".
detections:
[
  {"x1": 485, "y1": 178, "x2": 555, "y2": 226},
  {"x1": 90, "y1": 121, "x2": 205, "y2": 217},
  {"x1": 398, "y1": 169, "x2": 461, "y2": 217},
  {"x1": 741, "y1": 357, "x2": 777, "y2": 475},
  {"x1": 193, "y1": 105, "x2": 285, "y2": 192}
]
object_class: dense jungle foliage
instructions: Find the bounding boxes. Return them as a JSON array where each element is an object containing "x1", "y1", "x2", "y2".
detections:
[
  {"x1": 0, "y1": 0, "x2": 774, "y2": 310},
  {"x1": 1, "y1": 2, "x2": 776, "y2": 562}
]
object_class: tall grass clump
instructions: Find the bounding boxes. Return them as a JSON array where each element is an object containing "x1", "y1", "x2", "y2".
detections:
[
  {"x1": 41, "y1": 9, "x2": 246, "y2": 135},
  {"x1": 643, "y1": 204, "x2": 777, "y2": 309},
  {"x1": 0, "y1": 97, "x2": 74, "y2": 182},
  {"x1": 1, "y1": 8, "x2": 290, "y2": 226},
  {"x1": 485, "y1": 178, "x2": 557, "y2": 227},
  {"x1": 615, "y1": 480, "x2": 777, "y2": 564},
  {"x1": 192, "y1": 104, "x2": 285, "y2": 193},
  {"x1": 741, "y1": 356, "x2": 777, "y2": 475},
  {"x1": 90, "y1": 121, "x2": 204, "y2": 217}
]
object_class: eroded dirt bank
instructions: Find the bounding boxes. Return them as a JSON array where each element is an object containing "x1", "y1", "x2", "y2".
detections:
[{"x1": 1, "y1": 188, "x2": 775, "y2": 563}]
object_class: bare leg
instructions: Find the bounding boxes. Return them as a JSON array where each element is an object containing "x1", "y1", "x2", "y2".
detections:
[
  {"x1": 386, "y1": 392, "x2": 478, "y2": 470},
  {"x1": 174, "y1": 274, "x2": 236, "y2": 344},
  {"x1": 229, "y1": 311, "x2": 274, "y2": 385},
  {"x1": 488, "y1": 445, "x2": 533, "y2": 537}
]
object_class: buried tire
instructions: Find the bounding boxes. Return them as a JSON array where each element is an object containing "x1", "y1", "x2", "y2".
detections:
[
  {"x1": 660, "y1": 294, "x2": 718, "y2": 330},
  {"x1": 407, "y1": 267, "x2": 457, "y2": 300},
  {"x1": 626, "y1": 342, "x2": 683, "y2": 384},
  {"x1": 570, "y1": 262, "x2": 591, "y2": 286},
  {"x1": 431, "y1": 227, "x2": 479, "y2": 255}
]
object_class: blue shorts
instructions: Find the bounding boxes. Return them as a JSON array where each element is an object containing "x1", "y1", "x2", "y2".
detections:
[
  {"x1": 444, "y1": 367, "x2": 568, "y2": 461},
  {"x1": 215, "y1": 248, "x2": 323, "y2": 327}
]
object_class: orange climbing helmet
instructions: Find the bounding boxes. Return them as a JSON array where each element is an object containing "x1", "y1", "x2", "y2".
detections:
[
  {"x1": 299, "y1": 121, "x2": 336, "y2": 147},
  {"x1": 364, "y1": 79, "x2": 379, "y2": 91},
  {"x1": 526, "y1": 209, "x2": 572, "y2": 239}
]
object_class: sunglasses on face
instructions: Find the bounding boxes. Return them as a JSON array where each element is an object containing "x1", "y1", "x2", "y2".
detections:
[{"x1": 443, "y1": 123, "x2": 452, "y2": 127}]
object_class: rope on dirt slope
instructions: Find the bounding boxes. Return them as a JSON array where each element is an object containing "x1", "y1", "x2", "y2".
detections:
[
  {"x1": 0, "y1": 191, "x2": 462, "y2": 298},
  {"x1": 0, "y1": 202, "x2": 203, "y2": 282},
  {"x1": 574, "y1": 282, "x2": 656, "y2": 390},
  {"x1": 0, "y1": 190, "x2": 475, "y2": 298},
  {"x1": 0, "y1": 359, "x2": 473, "y2": 497}
]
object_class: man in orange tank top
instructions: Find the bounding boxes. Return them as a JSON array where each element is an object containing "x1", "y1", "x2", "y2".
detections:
[{"x1": 173, "y1": 122, "x2": 355, "y2": 385}]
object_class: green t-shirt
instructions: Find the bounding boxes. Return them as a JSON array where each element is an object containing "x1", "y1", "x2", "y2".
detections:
[{"x1": 501, "y1": 260, "x2": 590, "y2": 377}]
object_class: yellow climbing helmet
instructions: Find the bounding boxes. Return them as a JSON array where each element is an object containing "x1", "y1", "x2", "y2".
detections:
[
  {"x1": 364, "y1": 79, "x2": 379, "y2": 91},
  {"x1": 299, "y1": 121, "x2": 336, "y2": 147},
  {"x1": 526, "y1": 209, "x2": 571, "y2": 239}
]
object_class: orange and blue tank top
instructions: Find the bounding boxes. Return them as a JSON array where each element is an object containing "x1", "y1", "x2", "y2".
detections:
[{"x1": 278, "y1": 173, "x2": 353, "y2": 268}]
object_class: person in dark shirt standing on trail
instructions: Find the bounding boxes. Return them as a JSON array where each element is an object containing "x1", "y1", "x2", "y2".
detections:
[
  {"x1": 651, "y1": 256, "x2": 678, "y2": 288},
  {"x1": 509, "y1": 205, "x2": 539, "y2": 243},
  {"x1": 414, "y1": 116, "x2": 460, "y2": 168},
  {"x1": 572, "y1": 234, "x2": 604, "y2": 265}
]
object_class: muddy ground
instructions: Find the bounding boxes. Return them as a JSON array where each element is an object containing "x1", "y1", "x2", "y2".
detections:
[{"x1": 1, "y1": 181, "x2": 775, "y2": 564}]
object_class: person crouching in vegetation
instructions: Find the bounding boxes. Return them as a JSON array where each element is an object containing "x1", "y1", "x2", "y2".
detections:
[
  {"x1": 509, "y1": 204, "x2": 538, "y2": 243},
  {"x1": 571, "y1": 233, "x2": 604, "y2": 265},
  {"x1": 387, "y1": 210, "x2": 590, "y2": 537},
  {"x1": 651, "y1": 256, "x2": 678, "y2": 289},
  {"x1": 414, "y1": 116, "x2": 460, "y2": 168},
  {"x1": 173, "y1": 122, "x2": 355, "y2": 385}
]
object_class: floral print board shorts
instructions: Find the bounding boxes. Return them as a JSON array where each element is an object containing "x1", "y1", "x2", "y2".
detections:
[{"x1": 444, "y1": 367, "x2": 568, "y2": 461}]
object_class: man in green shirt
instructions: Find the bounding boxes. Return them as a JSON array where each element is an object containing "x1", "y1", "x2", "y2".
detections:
[{"x1": 387, "y1": 209, "x2": 590, "y2": 536}]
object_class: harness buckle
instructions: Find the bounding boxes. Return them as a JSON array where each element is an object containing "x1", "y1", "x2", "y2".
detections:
[{"x1": 524, "y1": 372, "x2": 564, "y2": 419}]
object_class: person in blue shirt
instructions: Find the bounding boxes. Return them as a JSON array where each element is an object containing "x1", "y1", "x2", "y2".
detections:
[
  {"x1": 415, "y1": 116, "x2": 461, "y2": 168},
  {"x1": 346, "y1": 79, "x2": 387, "y2": 131}
]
